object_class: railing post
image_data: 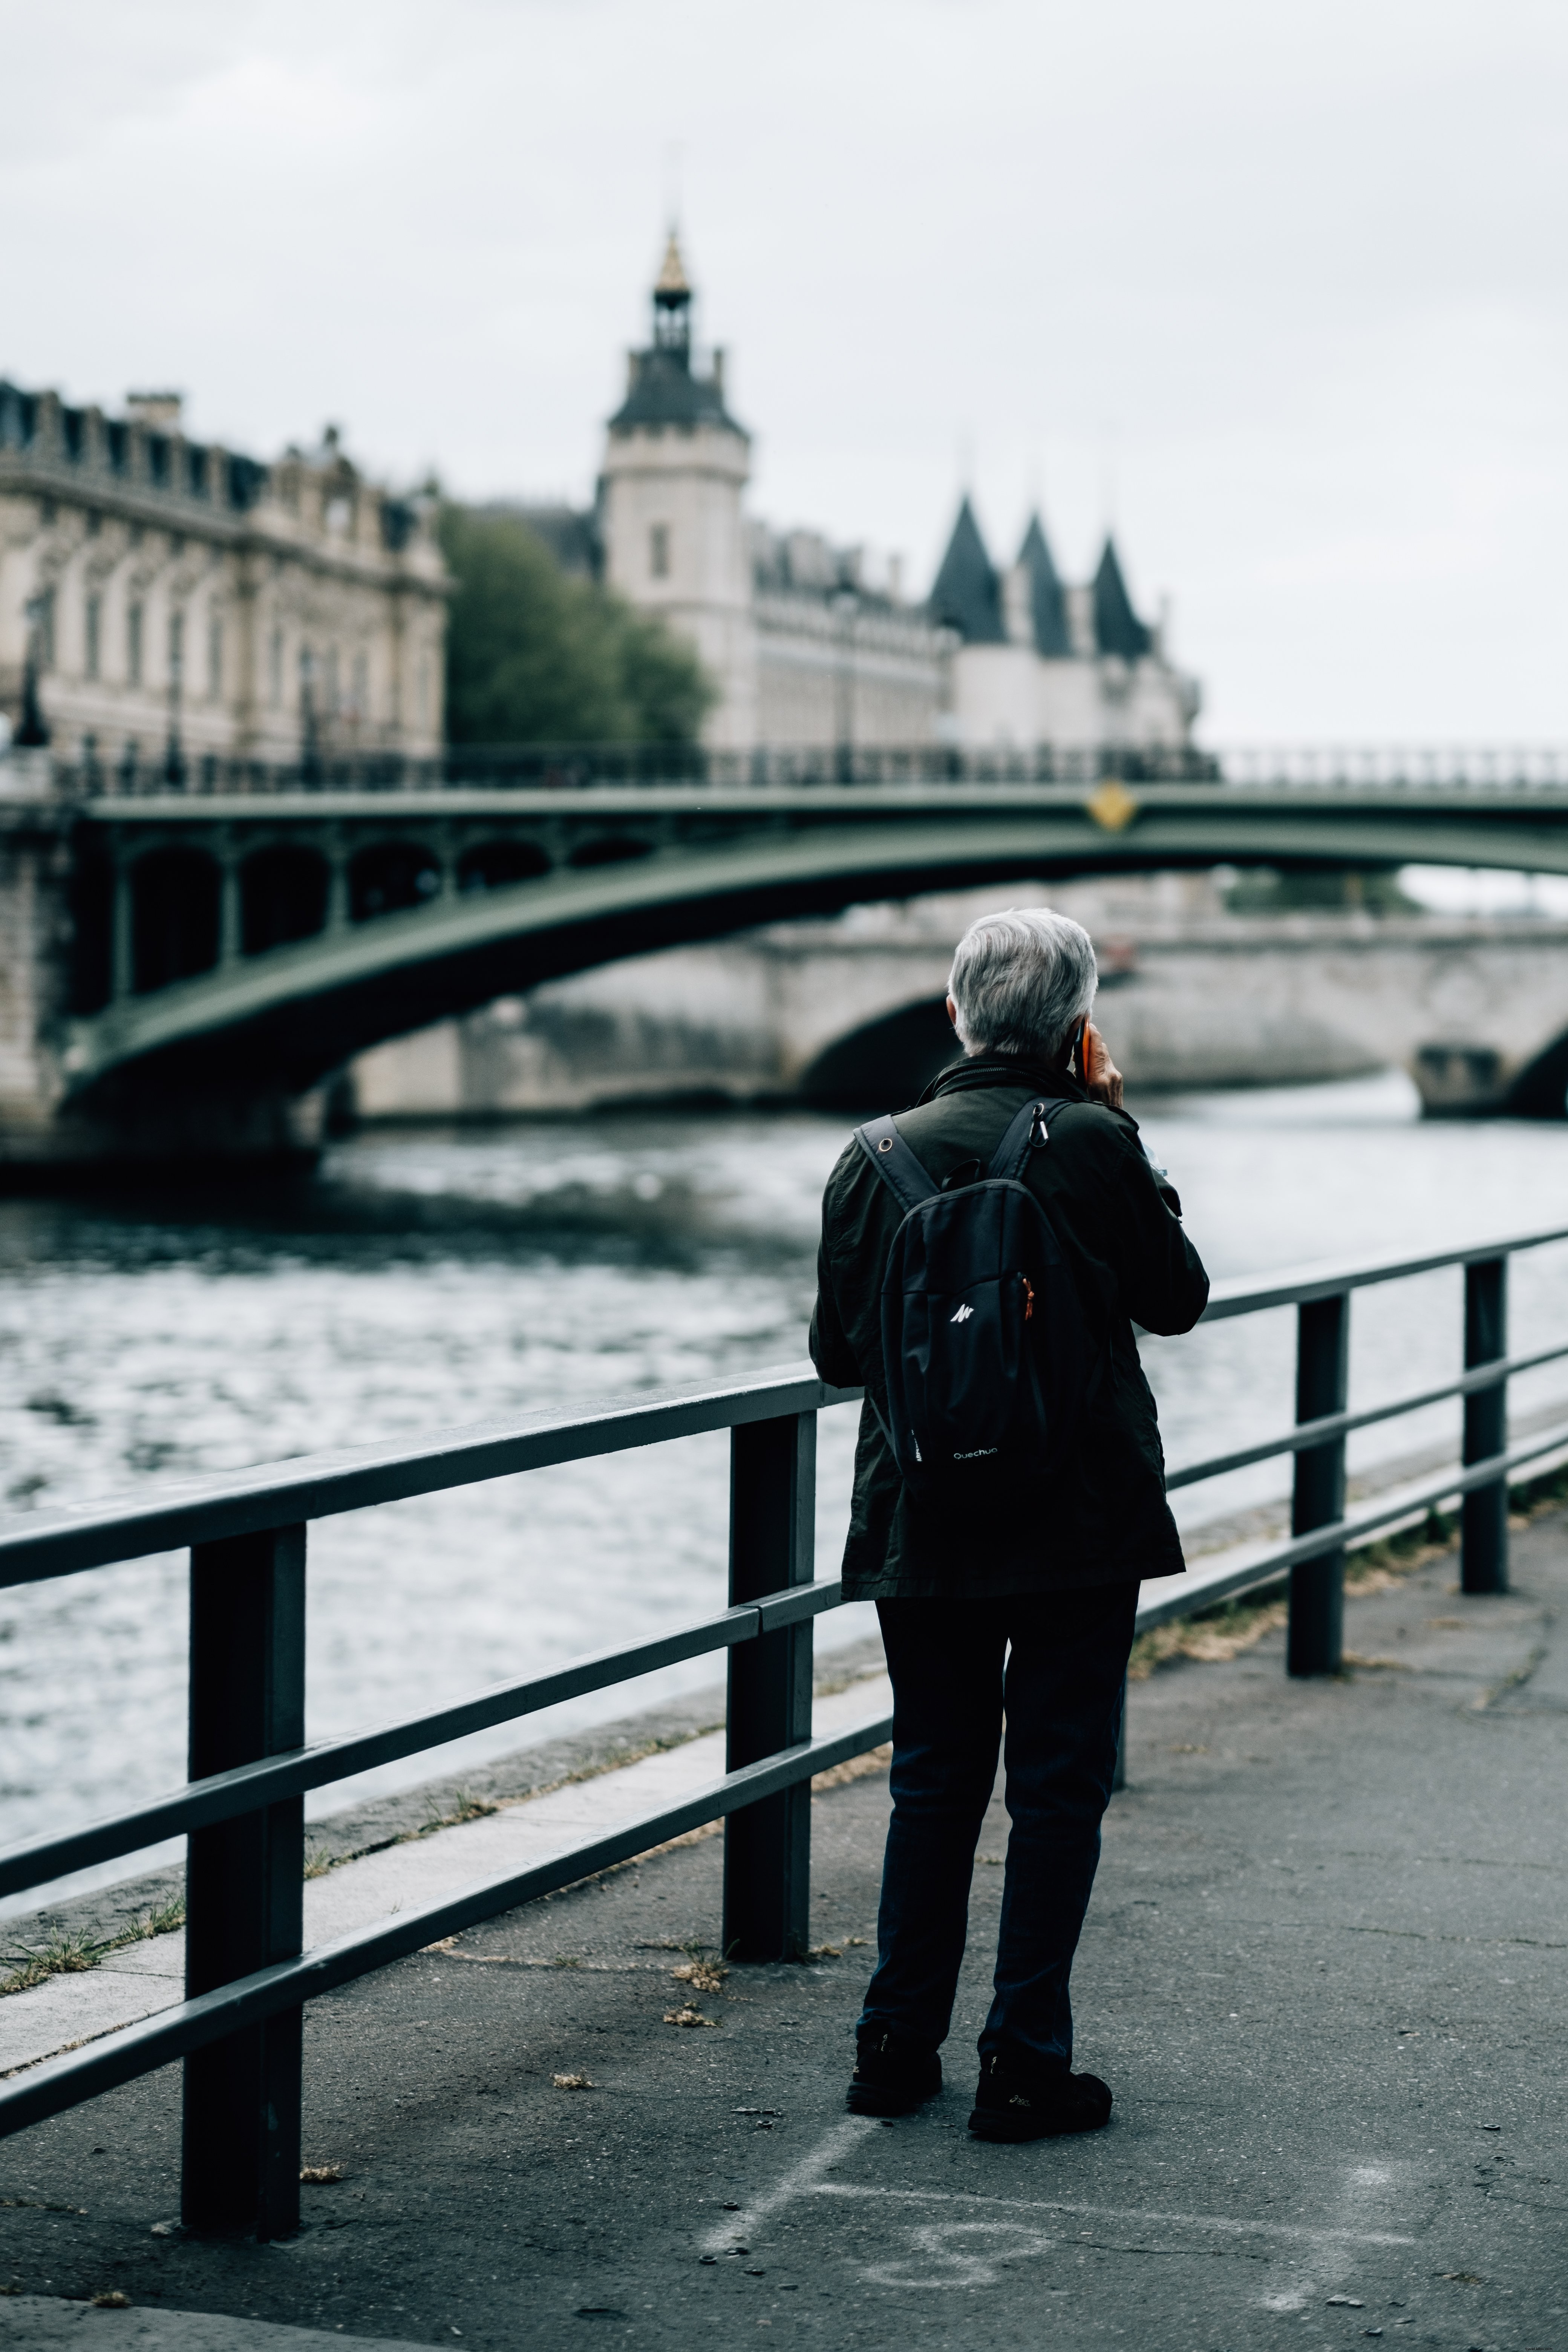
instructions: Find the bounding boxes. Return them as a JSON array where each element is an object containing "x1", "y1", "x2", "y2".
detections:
[
  {"x1": 723, "y1": 1412, "x2": 816, "y2": 1962},
  {"x1": 1462, "y1": 1256, "x2": 1509, "y2": 1594},
  {"x1": 1287, "y1": 1294, "x2": 1349, "y2": 1676},
  {"x1": 182, "y1": 1525, "x2": 306, "y2": 2240}
]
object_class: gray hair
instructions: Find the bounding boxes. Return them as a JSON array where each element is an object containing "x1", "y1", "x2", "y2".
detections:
[{"x1": 948, "y1": 906, "x2": 1098, "y2": 1060}]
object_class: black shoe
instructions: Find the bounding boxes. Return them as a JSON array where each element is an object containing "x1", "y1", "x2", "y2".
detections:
[
  {"x1": 967, "y1": 2054, "x2": 1113, "y2": 2143},
  {"x1": 846, "y1": 2028, "x2": 942, "y2": 2117}
]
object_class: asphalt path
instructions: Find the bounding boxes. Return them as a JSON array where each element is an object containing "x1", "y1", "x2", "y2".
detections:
[{"x1": 3, "y1": 1513, "x2": 1566, "y2": 2350}]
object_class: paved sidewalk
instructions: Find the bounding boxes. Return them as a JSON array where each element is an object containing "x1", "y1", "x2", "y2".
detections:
[{"x1": 3, "y1": 1514, "x2": 1566, "y2": 2350}]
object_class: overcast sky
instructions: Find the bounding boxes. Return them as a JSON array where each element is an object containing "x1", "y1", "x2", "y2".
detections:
[{"x1": 4, "y1": 0, "x2": 1566, "y2": 745}]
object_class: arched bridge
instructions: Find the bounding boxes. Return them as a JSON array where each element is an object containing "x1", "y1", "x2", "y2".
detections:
[{"x1": 11, "y1": 751, "x2": 1568, "y2": 1158}]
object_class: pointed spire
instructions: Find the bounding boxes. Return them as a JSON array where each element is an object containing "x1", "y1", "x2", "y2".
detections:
[
  {"x1": 1017, "y1": 513, "x2": 1071, "y2": 657},
  {"x1": 1092, "y1": 537, "x2": 1152, "y2": 659},
  {"x1": 654, "y1": 230, "x2": 691, "y2": 303},
  {"x1": 929, "y1": 497, "x2": 1005, "y2": 645},
  {"x1": 650, "y1": 227, "x2": 693, "y2": 361}
]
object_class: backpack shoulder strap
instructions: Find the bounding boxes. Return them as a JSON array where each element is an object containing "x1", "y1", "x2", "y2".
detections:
[
  {"x1": 987, "y1": 1095, "x2": 1076, "y2": 1181},
  {"x1": 853, "y1": 1115, "x2": 940, "y2": 1214}
]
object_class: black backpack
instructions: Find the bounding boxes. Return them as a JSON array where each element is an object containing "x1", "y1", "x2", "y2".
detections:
[{"x1": 854, "y1": 1096, "x2": 1092, "y2": 1508}]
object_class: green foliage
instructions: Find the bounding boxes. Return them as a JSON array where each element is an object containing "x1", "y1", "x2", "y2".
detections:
[
  {"x1": 439, "y1": 504, "x2": 715, "y2": 746},
  {"x1": 1222, "y1": 867, "x2": 1421, "y2": 916}
]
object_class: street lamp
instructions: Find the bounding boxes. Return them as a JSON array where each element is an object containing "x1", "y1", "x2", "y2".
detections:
[
  {"x1": 16, "y1": 594, "x2": 51, "y2": 749},
  {"x1": 164, "y1": 608, "x2": 185, "y2": 786},
  {"x1": 832, "y1": 587, "x2": 857, "y2": 783}
]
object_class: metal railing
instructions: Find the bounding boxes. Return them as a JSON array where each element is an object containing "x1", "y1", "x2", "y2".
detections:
[
  {"x1": 0, "y1": 1225, "x2": 1566, "y2": 2235},
  {"x1": 45, "y1": 741, "x2": 1568, "y2": 800}
]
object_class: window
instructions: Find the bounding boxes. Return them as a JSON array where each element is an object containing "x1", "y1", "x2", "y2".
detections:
[
  {"x1": 351, "y1": 649, "x2": 368, "y2": 720},
  {"x1": 127, "y1": 603, "x2": 144, "y2": 685},
  {"x1": 649, "y1": 522, "x2": 671, "y2": 579},
  {"x1": 33, "y1": 588, "x2": 56, "y2": 669},
  {"x1": 84, "y1": 594, "x2": 102, "y2": 680},
  {"x1": 269, "y1": 626, "x2": 283, "y2": 707},
  {"x1": 325, "y1": 646, "x2": 340, "y2": 715},
  {"x1": 168, "y1": 609, "x2": 185, "y2": 688},
  {"x1": 207, "y1": 614, "x2": 223, "y2": 700}
]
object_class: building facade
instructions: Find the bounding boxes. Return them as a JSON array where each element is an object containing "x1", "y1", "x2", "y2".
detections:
[
  {"x1": 0, "y1": 386, "x2": 447, "y2": 778},
  {"x1": 594, "y1": 236, "x2": 1200, "y2": 757}
]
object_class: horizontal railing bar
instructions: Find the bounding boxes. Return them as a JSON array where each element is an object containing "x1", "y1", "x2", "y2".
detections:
[
  {"x1": 1197, "y1": 1227, "x2": 1568, "y2": 1324},
  {"x1": 0, "y1": 1578, "x2": 848, "y2": 1901},
  {"x1": 1138, "y1": 1419, "x2": 1568, "y2": 1631},
  {"x1": 0, "y1": 1709, "x2": 893, "y2": 2141},
  {"x1": 1164, "y1": 1341, "x2": 1568, "y2": 1490},
  {"x1": 0, "y1": 1366, "x2": 863, "y2": 1590}
]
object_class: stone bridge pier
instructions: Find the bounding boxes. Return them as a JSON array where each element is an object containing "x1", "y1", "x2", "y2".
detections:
[{"x1": 0, "y1": 768, "x2": 329, "y2": 1169}]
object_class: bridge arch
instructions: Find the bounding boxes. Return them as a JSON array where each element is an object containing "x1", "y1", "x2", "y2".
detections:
[
  {"x1": 241, "y1": 844, "x2": 330, "y2": 956},
  {"x1": 1505, "y1": 1025, "x2": 1568, "y2": 1118},
  {"x1": 565, "y1": 834, "x2": 655, "y2": 870},
  {"x1": 458, "y1": 839, "x2": 552, "y2": 893},
  {"x1": 348, "y1": 841, "x2": 441, "y2": 922},
  {"x1": 69, "y1": 841, "x2": 115, "y2": 1015},
  {"x1": 131, "y1": 845, "x2": 221, "y2": 995},
  {"x1": 798, "y1": 997, "x2": 956, "y2": 1107}
]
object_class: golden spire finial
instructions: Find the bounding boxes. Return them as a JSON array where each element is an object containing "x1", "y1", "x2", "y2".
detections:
[{"x1": 654, "y1": 230, "x2": 691, "y2": 301}]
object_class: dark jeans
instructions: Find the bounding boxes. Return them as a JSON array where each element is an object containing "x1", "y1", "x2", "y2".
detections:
[{"x1": 858, "y1": 1583, "x2": 1137, "y2": 2079}]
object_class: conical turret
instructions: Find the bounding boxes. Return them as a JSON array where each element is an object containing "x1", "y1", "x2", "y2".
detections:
[
  {"x1": 1017, "y1": 514, "x2": 1071, "y2": 657},
  {"x1": 929, "y1": 498, "x2": 1005, "y2": 644},
  {"x1": 1092, "y1": 537, "x2": 1153, "y2": 659}
]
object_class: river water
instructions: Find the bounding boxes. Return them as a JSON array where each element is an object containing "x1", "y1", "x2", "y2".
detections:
[{"x1": 3, "y1": 1069, "x2": 1567, "y2": 1911}]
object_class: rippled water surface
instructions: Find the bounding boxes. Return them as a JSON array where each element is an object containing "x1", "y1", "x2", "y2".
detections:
[{"x1": 3, "y1": 1069, "x2": 1566, "y2": 1904}]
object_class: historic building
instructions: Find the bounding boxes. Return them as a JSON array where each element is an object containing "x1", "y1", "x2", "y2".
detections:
[
  {"x1": 591, "y1": 234, "x2": 1200, "y2": 756},
  {"x1": 929, "y1": 499, "x2": 1200, "y2": 756},
  {"x1": 0, "y1": 385, "x2": 447, "y2": 777}
]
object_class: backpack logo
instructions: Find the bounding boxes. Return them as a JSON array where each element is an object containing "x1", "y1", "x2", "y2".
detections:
[{"x1": 950, "y1": 1303, "x2": 974, "y2": 1324}]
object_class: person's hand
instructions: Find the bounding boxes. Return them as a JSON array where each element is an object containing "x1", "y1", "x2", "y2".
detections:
[{"x1": 1083, "y1": 1021, "x2": 1123, "y2": 1109}]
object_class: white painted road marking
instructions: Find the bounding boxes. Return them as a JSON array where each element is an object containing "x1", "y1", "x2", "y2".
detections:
[
  {"x1": 700, "y1": 2116, "x2": 875, "y2": 2254},
  {"x1": 703, "y1": 2121, "x2": 1418, "y2": 2291},
  {"x1": 813, "y1": 2179, "x2": 1416, "y2": 2249}
]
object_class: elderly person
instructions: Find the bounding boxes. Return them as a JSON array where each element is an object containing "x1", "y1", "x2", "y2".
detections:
[{"x1": 809, "y1": 906, "x2": 1209, "y2": 2142}]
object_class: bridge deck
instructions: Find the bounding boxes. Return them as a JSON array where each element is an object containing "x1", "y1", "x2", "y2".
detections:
[{"x1": 3, "y1": 1502, "x2": 1564, "y2": 2347}]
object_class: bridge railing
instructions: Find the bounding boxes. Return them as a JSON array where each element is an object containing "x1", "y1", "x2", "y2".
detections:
[
  {"x1": 52, "y1": 741, "x2": 1568, "y2": 798},
  {"x1": 1, "y1": 1224, "x2": 1566, "y2": 2233}
]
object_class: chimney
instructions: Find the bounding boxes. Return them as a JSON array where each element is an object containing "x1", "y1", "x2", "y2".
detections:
[{"x1": 126, "y1": 391, "x2": 184, "y2": 431}]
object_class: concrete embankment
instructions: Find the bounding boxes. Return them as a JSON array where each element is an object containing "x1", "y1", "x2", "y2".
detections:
[{"x1": 2, "y1": 1507, "x2": 1565, "y2": 2348}]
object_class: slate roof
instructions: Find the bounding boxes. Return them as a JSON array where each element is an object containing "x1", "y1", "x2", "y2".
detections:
[
  {"x1": 608, "y1": 348, "x2": 744, "y2": 434},
  {"x1": 1093, "y1": 537, "x2": 1153, "y2": 659},
  {"x1": 1017, "y1": 513, "x2": 1072, "y2": 657},
  {"x1": 928, "y1": 497, "x2": 1005, "y2": 644},
  {"x1": 484, "y1": 502, "x2": 603, "y2": 580}
]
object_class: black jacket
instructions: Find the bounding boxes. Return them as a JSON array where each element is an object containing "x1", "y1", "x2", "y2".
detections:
[{"x1": 809, "y1": 1053, "x2": 1210, "y2": 1599}]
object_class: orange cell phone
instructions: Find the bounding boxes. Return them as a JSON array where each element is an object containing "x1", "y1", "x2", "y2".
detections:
[{"x1": 1078, "y1": 1016, "x2": 1091, "y2": 1081}]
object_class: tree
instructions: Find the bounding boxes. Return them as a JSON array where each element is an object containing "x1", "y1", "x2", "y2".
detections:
[{"x1": 438, "y1": 504, "x2": 714, "y2": 746}]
